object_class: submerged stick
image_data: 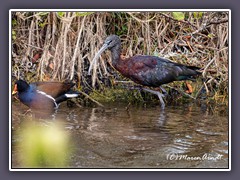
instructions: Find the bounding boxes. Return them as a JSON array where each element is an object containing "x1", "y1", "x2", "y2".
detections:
[{"x1": 78, "y1": 90, "x2": 104, "y2": 107}]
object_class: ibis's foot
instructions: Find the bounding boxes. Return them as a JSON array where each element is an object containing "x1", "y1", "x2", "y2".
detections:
[{"x1": 142, "y1": 88, "x2": 165, "y2": 109}]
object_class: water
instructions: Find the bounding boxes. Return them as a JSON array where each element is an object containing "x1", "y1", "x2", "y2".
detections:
[{"x1": 11, "y1": 102, "x2": 229, "y2": 169}]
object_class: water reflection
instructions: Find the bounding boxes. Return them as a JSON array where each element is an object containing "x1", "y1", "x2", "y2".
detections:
[{"x1": 11, "y1": 102, "x2": 229, "y2": 169}]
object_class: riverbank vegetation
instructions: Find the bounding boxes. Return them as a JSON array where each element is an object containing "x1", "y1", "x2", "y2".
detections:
[{"x1": 11, "y1": 11, "x2": 229, "y2": 107}]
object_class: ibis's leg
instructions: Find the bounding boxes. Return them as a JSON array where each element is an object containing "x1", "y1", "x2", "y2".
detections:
[
  {"x1": 160, "y1": 86, "x2": 168, "y2": 96},
  {"x1": 142, "y1": 88, "x2": 165, "y2": 108}
]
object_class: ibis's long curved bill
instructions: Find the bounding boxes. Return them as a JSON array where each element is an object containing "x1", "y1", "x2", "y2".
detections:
[{"x1": 88, "y1": 43, "x2": 109, "y2": 75}]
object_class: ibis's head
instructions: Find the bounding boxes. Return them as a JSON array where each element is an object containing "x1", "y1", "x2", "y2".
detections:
[{"x1": 88, "y1": 35, "x2": 121, "y2": 75}]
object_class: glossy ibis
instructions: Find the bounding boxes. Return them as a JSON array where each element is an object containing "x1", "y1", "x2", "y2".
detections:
[
  {"x1": 88, "y1": 35, "x2": 201, "y2": 108},
  {"x1": 12, "y1": 80, "x2": 80, "y2": 111}
]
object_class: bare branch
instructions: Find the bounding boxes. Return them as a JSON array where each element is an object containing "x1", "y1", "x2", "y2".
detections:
[
  {"x1": 206, "y1": 19, "x2": 228, "y2": 26},
  {"x1": 159, "y1": 12, "x2": 198, "y2": 29}
]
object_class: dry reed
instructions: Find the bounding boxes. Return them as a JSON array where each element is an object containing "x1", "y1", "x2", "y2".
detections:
[{"x1": 11, "y1": 11, "x2": 229, "y2": 105}]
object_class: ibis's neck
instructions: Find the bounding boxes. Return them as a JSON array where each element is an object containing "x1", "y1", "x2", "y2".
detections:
[{"x1": 110, "y1": 43, "x2": 121, "y2": 68}]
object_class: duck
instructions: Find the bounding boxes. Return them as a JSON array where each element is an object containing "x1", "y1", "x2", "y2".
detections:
[{"x1": 12, "y1": 80, "x2": 80, "y2": 111}]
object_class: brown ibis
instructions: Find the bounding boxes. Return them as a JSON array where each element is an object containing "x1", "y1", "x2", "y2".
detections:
[{"x1": 88, "y1": 35, "x2": 201, "y2": 108}]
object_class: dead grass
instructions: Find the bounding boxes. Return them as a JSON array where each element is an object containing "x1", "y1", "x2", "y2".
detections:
[{"x1": 11, "y1": 11, "x2": 229, "y2": 105}]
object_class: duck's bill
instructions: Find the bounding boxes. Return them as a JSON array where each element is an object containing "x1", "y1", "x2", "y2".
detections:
[
  {"x1": 88, "y1": 43, "x2": 109, "y2": 75},
  {"x1": 12, "y1": 84, "x2": 18, "y2": 95}
]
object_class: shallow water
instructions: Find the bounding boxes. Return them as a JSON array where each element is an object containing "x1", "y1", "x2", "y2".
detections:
[{"x1": 11, "y1": 102, "x2": 229, "y2": 169}]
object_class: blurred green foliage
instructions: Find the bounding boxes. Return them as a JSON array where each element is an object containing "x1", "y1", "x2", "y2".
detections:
[{"x1": 17, "y1": 121, "x2": 71, "y2": 168}]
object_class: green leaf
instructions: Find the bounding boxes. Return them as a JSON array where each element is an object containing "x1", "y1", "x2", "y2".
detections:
[
  {"x1": 208, "y1": 33, "x2": 214, "y2": 38},
  {"x1": 75, "y1": 12, "x2": 94, "y2": 17},
  {"x1": 172, "y1": 12, "x2": 185, "y2": 20},
  {"x1": 39, "y1": 22, "x2": 46, "y2": 28},
  {"x1": 193, "y1": 12, "x2": 203, "y2": 19},
  {"x1": 38, "y1": 12, "x2": 49, "y2": 17},
  {"x1": 12, "y1": 19, "x2": 17, "y2": 26},
  {"x1": 12, "y1": 30, "x2": 16, "y2": 40},
  {"x1": 57, "y1": 12, "x2": 65, "y2": 17}
]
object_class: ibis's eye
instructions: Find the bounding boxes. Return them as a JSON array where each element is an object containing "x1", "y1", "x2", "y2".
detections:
[
  {"x1": 106, "y1": 40, "x2": 112, "y2": 46},
  {"x1": 105, "y1": 39, "x2": 112, "y2": 46}
]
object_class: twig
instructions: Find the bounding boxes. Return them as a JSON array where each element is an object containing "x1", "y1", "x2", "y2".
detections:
[
  {"x1": 191, "y1": 18, "x2": 228, "y2": 35},
  {"x1": 26, "y1": 20, "x2": 35, "y2": 58},
  {"x1": 61, "y1": 13, "x2": 75, "y2": 79},
  {"x1": 78, "y1": 90, "x2": 104, "y2": 107},
  {"x1": 22, "y1": 43, "x2": 44, "y2": 50},
  {"x1": 127, "y1": 12, "x2": 156, "y2": 24},
  {"x1": 203, "y1": 81, "x2": 209, "y2": 96},
  {"x1": 114, "y1": 80, "x2": 134, "y2": 84},
  {"x1": 159, "y1": 12, "x2": 198, "y2": 30},
  {"x1": 206, "y1": 19, "x2": 228, "y2": 26},
  {"x1": 195, "y1": 84, "x2": 205, "y2": 99},
  {"x1": 163, "y1": 85, "x2": 196, "y2": 100},
  {"x1": 70, "y1": 16, "x2": 86, "y2": 80},
  {"x1": 202, "y1": 57, "x2": 216, "y2": 78}
]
